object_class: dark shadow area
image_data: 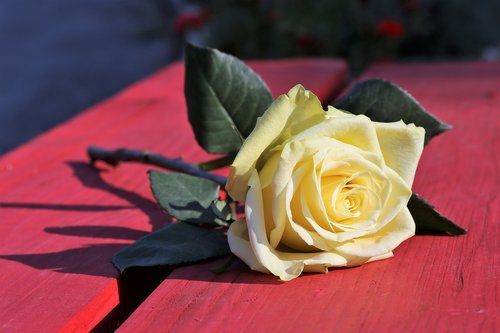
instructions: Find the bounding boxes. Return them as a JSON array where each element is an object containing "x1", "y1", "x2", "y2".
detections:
[
  {"x1": 90, "y1": 260, "x2": 289, "y2": 330},
  {"x1": 0, "y1": 244, "x2": 126, "y2": 277},
  {"x1": 169, "y1": 201, "x2": 221, "y2": 223},
  {"x1": 45, "y1": 225, "x2": 148, "y2": 240},
  {"x1": 90, "y1": 259, "x2": 284, "y2": 331},
  {"x1": 150, "y1": 256, "x2": 284, "y2": 286},
  {"x1": 0, "y1": 202, "x2": 133, "y2": 212},
  {"x1": 91, "y1": 266, "x2": 172, "y2": 332}
]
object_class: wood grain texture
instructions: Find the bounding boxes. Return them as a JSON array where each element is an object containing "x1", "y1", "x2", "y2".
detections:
[
  {"x1": 117, "y1": 61, "x2": 499, "y2": 333},
  {"x1": 0, "y1": 59, "x2": 347, "y2": 332}
]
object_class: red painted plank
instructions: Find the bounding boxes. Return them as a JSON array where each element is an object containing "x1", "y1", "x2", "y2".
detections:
[
  {"x1": 0, "y1": 59, "x2": 347, "y2": 332},
  {"x1": 117, "y1": 61, "x2": 499, "y2": 333}
]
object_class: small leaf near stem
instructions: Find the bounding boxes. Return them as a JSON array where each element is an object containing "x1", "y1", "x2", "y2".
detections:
[
  {"x1": 150, "y1": 170, "x2": 233, "y2": 225},
  {"x1": 88, "y1": 146, "x2": 227, "y2": 186}
]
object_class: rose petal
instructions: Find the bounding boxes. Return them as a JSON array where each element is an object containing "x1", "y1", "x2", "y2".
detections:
[
  {"x1": 227, "y1": 85, "x2": 327, "y2": 201},
  {"x1": 292, "y1": 110, "x2": 383, "y2": 157},
  {"x1": 245, "y1": 170, "x2": 305, "y2": 280},
  {"x1": 301, "y1": 190, "x2": 370, "y2": 243},
  {"x1": 227, "y1": 219, "x2": 269, "y2": 273},
  {"x1": 238, "y1": 170, "x2": 351, "y2": 280},
  {"x1": 258, "y1": 150, "x2": 280, "y2": 189},
  {"x1": 335, "y1": 207, "x2": 416, "y2": 258},
  {"x1": 282, "y1": 164, "x2": 334, "y2": 252},
  {"x1": 374, "y1": 121, "x2": 425, "y2": 187},
  {"x1": 269, "y1": 140, "x2": 309, "y2": 247}
]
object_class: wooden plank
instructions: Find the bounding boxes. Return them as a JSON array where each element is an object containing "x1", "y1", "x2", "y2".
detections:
[
  {"x1": 117, "y1": 61, "x2": 499, "y2": 333},
  {"x1": 0, "y1": 59, "x2": 347, "y2": 332}
]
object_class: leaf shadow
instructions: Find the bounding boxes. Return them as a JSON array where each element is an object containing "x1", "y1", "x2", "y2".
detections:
[
  {"x1": 45, "y1": 225, "x2": 148, "y2": 240},
  {"x1": 67, "y1": 161, "x2": 168, "y2": 232},
  {"x1": 0, "y1": 202, "x2": 133, "y2": 211},
  {"x1": 1, "y1": 161, "x2": 169, "y2": 278},
  {"x1": 0, "y1": 244, "x2": 127, "y2": 277},
  {"x1": 169, "y1": 201, "x2": 216, "y2": 223}
]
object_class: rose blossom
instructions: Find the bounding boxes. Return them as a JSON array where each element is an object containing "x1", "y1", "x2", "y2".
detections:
[{"x1": 226, "y1": 84, "x2": 425, "y2": 281}]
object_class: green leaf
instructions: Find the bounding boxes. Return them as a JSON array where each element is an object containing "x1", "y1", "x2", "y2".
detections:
[
  {"x1": 198, "y1": 153, "x2": 236, "y2": 171},
  {"x1": 184, "y1": 43, "x2": 273, "y2": 154},
  {"x1": 150, "y1": 170, "x2": 221, "y2": 224},
  {"x1": 333, "y1": 79, "x2": 451, "y2": 144},
  {"x1": 211, "y1": 199, "x2": 234, "y2": 226},
  {"x1": 112, "y1": 222, "x2": 231, "y2": 273},
  {"x1": 409, "y1": 193, "x2": 467, "y2": 235}
]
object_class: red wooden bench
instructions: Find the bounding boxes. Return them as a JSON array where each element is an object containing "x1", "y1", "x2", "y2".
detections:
[
  {"x1": 0, "y1": 59, "x2": 347, "y2": 332},
  {"x1": 116, "y1": 61, "x2": 499, "y2": 332}
]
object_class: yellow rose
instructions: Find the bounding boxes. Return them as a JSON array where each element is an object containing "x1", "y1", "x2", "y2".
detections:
[{"x1": 226, "y1": 84, "x2": 425, "y2": 281}]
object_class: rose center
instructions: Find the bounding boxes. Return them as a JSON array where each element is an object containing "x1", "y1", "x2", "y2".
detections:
[
  {"x1": 335, "y1": 184, "x2": 364, "y2": 218},
  {"x1": 320, "y1": 171, "x2": 378, "y2": 228},
  {"x1": 342, "y1": 187, "x2": 361, "y2": 213}
]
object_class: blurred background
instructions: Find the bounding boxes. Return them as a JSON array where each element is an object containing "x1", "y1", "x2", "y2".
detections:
[{"x1": 1, "y1": 0, "x2": 499, "y2": 155}]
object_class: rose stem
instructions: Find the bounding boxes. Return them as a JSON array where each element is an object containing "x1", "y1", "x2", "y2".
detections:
[{"x1": 87, "y1": 146, "x2": 228, "y2": 186}]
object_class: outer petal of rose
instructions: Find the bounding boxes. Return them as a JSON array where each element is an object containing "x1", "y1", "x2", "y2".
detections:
[
  {"x1": 371, "y1": 166, "x2": 412, "y2": 232},
  {"x1": 244, "y1": 170, "x2": 305, "y2": 280},
  {"x1": 315, "y1": 251, "x2": 394, "y2": 269},
  {"x1": 270, "y1": 141, "x2": 307, "y2": 247},
  {"x1": 326, "y1": 105, "x2": 350, "y2": 117},
  {"x1": 227, "y1": 85, "x2": 326, "y2": 201},
  {"x1": 228, "y1": 218, "x2": 350, "y2": 277},
  {"x1": 257, "y1": 150, "x2": 280, "y2": 189},
  {"x1": 374, "y1": 121, "x2": 425, "y2": 187},
  {"x1": 227, "y1": 219, "x2": 269, "y2": 274},
  {"x1": 365, "y1": 251, "x2": 394, "y2": 264},
  {"x1": 290, "y1": 114, "x2": 383, "y2": 157},
  {"x1": 298, "y1": 249, "x2": 392, "y2": 271},
  {"x1": 335, "y1": 207, "x2": 416, "y2": 258}
]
